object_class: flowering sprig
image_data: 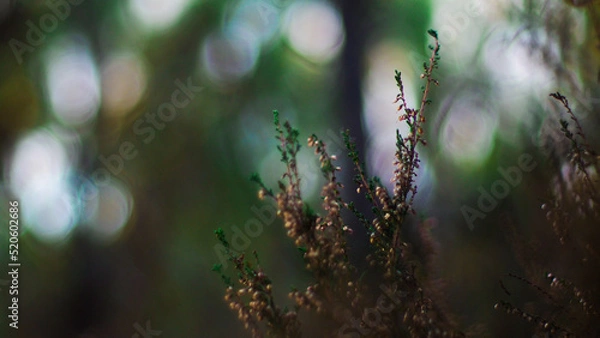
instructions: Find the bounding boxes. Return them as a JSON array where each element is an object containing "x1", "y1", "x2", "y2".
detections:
[
  {"x1": 344, "y1": 29, "x2": 441, "y2": 280},
  {"x1": 551, "y1": 92, "x2": 598, "y2": 200},
  {"x1": 212, "y1": 229, "x2": 301, "y2": 337},
  {"x1": 498, "y1": 92, "x2": 600, "y2": 337},
  {"x1": 341, "y1": 31, "x2": 460, "y2": 337},
  {"x1": 213, "y1": 30, "x2": 462, "y2": 337},
  {"x1": 393, "y1": 29, "x2": 440, "y2": 218}
]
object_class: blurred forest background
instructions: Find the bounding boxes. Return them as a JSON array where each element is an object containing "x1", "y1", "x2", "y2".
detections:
[{"x1": 0, "y1": 0, "x2": 599, "y2": 337}]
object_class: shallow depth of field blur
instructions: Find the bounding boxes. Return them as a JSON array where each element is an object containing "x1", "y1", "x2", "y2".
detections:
[{"x1": 0, "y1": 0, "x2": 599, "y2": 337}]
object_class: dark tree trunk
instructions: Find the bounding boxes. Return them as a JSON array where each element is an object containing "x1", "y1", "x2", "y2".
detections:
[{"x1": 335, "y1": 0, "x2": 372, "y2": 271}]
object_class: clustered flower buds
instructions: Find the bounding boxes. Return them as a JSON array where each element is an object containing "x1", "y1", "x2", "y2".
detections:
[
  {"x1": 213, "y1": 31, "x2": 463, "y2": 337},
  {"x1": 495, "y1": 93, "x2": 600, "y2": 337}
]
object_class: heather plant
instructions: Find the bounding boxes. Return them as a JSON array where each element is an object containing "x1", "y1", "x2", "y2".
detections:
[
  {"x1": 212, "y1": 30, "x2": 464, "y2": 337},
  {"x1": 496, "y1": 92, "x2": 600, "y2": 337},
  {"x1": 212, "y1": 19, "x2": 600, "y2": 336}
]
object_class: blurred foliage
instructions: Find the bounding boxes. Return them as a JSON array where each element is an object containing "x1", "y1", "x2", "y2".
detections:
[{"x1": 0, "y1": 0, "x2": 598, "y2": 337}]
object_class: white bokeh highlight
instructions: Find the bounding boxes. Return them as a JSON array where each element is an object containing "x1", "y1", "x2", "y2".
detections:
[
  {"x1": 46, "y1": 39, "x2": 100, "y2": 126},
  {"x1": 283, "y1": 1, "x2": 344, "y2": 63},
  {"x1": 128, "y1": 0, "x2": 194, "y2": 32},
  {"x1": 6, "y1": 129, "x2": 77, "y2": 241},
  {"x1": 440, "y1": 97, "x2": 498, "y2": 165},
  {"x1": 232, "y1": 0, "x2": 281, "y2": 46},
  {"x1": 201, "y1": 26, "x2": 260, "y2": 84}
]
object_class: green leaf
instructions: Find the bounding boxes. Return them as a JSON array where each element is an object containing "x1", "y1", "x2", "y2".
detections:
[{"x1": 214, "y1": 228, "x2": 229, "y2": 248}]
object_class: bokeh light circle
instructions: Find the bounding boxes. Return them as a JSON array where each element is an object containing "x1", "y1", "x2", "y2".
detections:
[
  {"x1": 83, "y1": 180, "x2": 133, "y2": 242},
  {"x1": 283, "y1": 1, "x2": 344, "y2": 63},
  {"x1": 6, "y1": 128, "x2": 78, "y2": 242},
  {"x1": 439, "y1": 97, "x2": 498, "y2": 166},
  {"x1": 201, "y1": 26, "x2": 260, "y2": 85},
  {"x1": 128, "y1": 0, "x2": 193, "y2": 31}
]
